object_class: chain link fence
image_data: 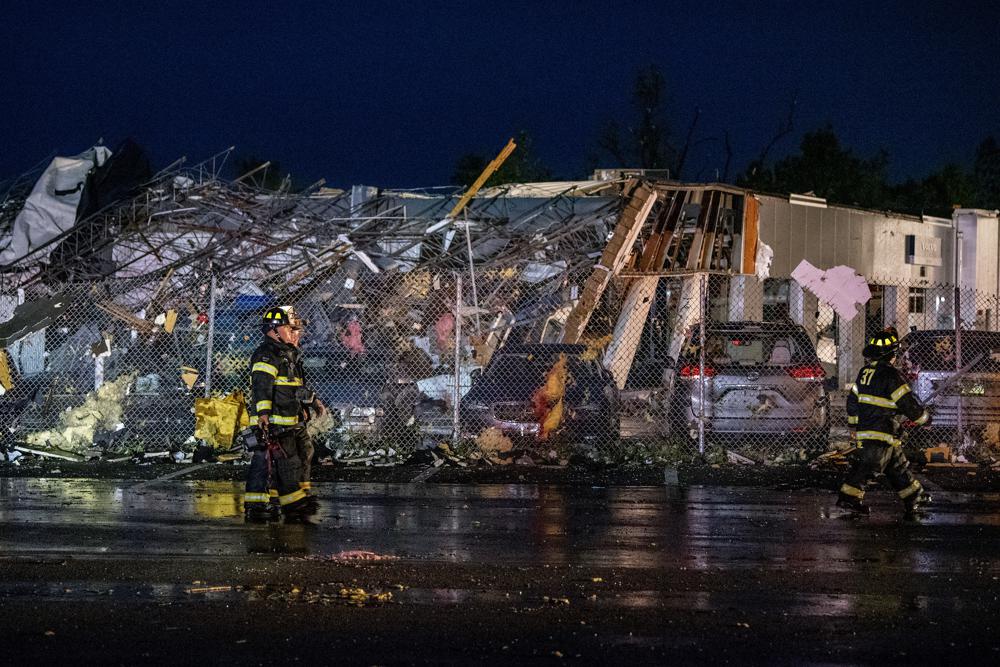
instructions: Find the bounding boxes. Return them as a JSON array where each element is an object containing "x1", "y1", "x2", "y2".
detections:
[{"x1": 3, "y1": 264, "x2": 1000, "y2": 466}]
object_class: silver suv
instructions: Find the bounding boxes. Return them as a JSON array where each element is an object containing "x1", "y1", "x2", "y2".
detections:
[
  {"x1": 898, "y1": 330, "x2": 1000, "y2": 434},
  {"x1": 667, "y1": 321, "x2": 829, "y2": 447}
]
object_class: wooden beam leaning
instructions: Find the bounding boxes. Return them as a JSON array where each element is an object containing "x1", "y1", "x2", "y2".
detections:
[
  {"x1": 445, "y1": 138, "x2": 518, "y2": 221},
  {"x1": 560, "y1": 180, "x2": 658, "y2": 344},
  {"x1": 740, "y1": 193, "x2": 760, "y2": 275},
  {"x1": 96, "y1": 301, "x2": 155, "y2": 336}
]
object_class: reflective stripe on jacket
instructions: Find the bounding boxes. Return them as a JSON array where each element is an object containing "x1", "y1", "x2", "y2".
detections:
[
  {"x1": 846, "y1": 360, "x2": 928, "y2": 443},
  {"x1": 250, "y1": 338, "x2": 306, "y2": 426}
]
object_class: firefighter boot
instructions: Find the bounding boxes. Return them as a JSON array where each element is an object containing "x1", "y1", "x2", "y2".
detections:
[
  {"x1": 903, "y1": 490, "x2": 932, "y2": 516},
  {"x1": 282, "y1": 500, "x2": 315, "y2": 524},
  {"x1": 267, "y1": 489, "x2": 282, "y2": 517},
  {"x1": 300, "y1": 493, "x2": 320, "y2": 515},
  {"x1": 244, "y1": 503, "x2": 273, "y2": 523},
  {"x1": 836, "y1": 492, "x2": 870, "y2": 515}
]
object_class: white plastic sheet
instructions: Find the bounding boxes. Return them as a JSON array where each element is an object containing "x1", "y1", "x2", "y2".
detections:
[
  {"x1": 0, "y1": 146, "x2": 111, "y2": 265},
  {"x1": 791, "y1": 260, "x2": 871, "y2": 322}
]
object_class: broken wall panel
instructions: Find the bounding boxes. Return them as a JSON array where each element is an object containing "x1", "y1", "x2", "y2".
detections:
[{"x1": 561, "y1": 181, "x2": 657, "y2": 344}]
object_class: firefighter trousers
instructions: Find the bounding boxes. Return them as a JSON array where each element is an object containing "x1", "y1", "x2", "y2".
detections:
[
  {"x1": 841, "y1": 439, "x2": 922, "y2": 503},
  {"x1": 296, "y1": 429, "x2": 314, "y2": 491},
  {"x1": 244, "y1": 430, "x2": 308, "y2": 512}
]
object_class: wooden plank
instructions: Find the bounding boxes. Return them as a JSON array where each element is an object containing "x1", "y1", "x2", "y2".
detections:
[
  {"x1": 662, "y1": 190, "x2": 691, "y2": 270},
  {"x1": 96, "y1": 301, "x2": 155, "y2": 335},
  {"x1": 685, "y1": 191, "x2": 711, "y2": 270},
  {"x1": 637, "y1": 201, "x2": 669, "y2": 269},
  {"x1": 561, "y1": 181, "x2": 658, "y2": 344},
  {"x1": 653, "y1": 191, "x2": 686, "y2": 270},
  {"x1": 741, "y1": 193, "x2": 759, "y2": 275},
  {"x1": 715, "y1": 194, "x2": 739, "y2": 270},
  {"x1": 446, "y1": 138, "x2": 517, "y2": 221},
  {"x1": 698, "y1": 191, "x2": 722, "y2": 269},
  {"x1": 708, "y1": 193, "x2": 729, "y2": 270}
]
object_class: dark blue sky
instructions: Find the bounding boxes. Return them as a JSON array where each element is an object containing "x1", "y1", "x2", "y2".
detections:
[{"x1": 4, "y1": 1, "x2": 998, "y2": 188}]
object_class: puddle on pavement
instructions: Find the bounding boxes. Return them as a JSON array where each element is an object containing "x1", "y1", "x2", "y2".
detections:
[{"x1": 5, "y1": 478, "x2": 1000, "y2": 574}]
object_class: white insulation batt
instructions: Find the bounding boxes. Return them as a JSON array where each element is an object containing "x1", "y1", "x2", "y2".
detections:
[{"x1": 0, "y1": 145, "x2": 111, "y2": 265}]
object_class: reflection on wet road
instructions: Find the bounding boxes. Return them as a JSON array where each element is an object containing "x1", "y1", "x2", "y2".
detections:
[
  {"x1": 3, "y1": 478, "x2": 1000, "y2": 663},
  {"x1": 3, "y1": 478, "x2": 1000, "y2": 569}
]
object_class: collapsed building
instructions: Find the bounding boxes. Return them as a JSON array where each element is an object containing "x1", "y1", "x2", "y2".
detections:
[{"x1": 1, "y1": 144, "x2": 997, "y2": 462}]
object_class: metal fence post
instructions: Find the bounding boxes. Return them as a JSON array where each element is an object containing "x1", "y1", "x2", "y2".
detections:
[
  {"x1": 955, "y1": 230, "x2": 964, "y2": 446},
  {"x1": 955, "y1": 285, "x2": 964, "y2": 445},
  {"x1": 463, "y1": 217, "x2": 481, "y2": 336},
  {"x1": 204, "y1": 272, "x2": 217, "y2": 398},
  {"x1": 453, "y1": 272, "x2": 463, "y2": 443},
  {"x1": 698, "y1": 273, "x2": 706, "y2": 455}
]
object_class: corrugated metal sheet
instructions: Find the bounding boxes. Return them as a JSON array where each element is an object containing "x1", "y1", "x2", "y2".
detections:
[{"x1": 756, "y1": 194, "x2": 957, "y2": 287}]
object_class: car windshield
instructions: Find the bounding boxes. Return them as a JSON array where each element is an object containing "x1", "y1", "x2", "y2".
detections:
[
  {"x1": 682, "y1": 330, "x2": 814, "y2": 367},
  {"x1": 902, "y1": 333, "x2": 1000, "y2": 372},
  {"x1": 484, "y1": 353, "x2": 600, "y2": 385},
  {"x1": 301, "y1": 349, "x2": 391, "y2": 379}
]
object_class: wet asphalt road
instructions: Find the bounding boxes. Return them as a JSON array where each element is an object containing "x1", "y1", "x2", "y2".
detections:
[{"x1": 2, "y1": 477, "x2": 1000, "y2": 665}]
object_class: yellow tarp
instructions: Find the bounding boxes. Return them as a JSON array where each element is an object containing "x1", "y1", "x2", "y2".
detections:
[
  {"x1": 0, "y1": 349, "x2": 12, "y2": 390},
  {"x1": 194, "y1": 391, "x2": 250, "y2": 449}
]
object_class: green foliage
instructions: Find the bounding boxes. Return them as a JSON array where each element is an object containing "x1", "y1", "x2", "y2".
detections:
[
  {"x1": 973, "y1": 136, "x2": 1000, "y2": 209},
  {"x1": 738, "y1": 126, "x2": 890, "y2": 208},
  {"x1": 594, "y1": 64, "x2": 677, "y2": 173},
  {"x1": 739, "y1": 127, "x2": 1000, "y2": 216},
  {"x1": 451, "y1": 131, "x2": 553, "y2": 188},
  {"x1": 884, "y1": 163, "x2": 973, "y2": 218},
  {"x1": 581, "y1": 437, "x2": 695, "y2": 467}
]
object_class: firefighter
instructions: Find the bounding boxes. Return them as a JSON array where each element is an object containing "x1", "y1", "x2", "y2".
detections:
[
  {"x1": 243, "y1": 307, "x2": 311, "y2": 522},
  {"x1": 838, "y1": 331, "x2": 933, "y2": 516}
]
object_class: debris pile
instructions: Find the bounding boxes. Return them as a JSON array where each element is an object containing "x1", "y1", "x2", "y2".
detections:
[
  {"x1": 0, "y1": 143, "x2": 637, "y2": 463},
  {"x1": 3, "y1": 143, "x2": 994, "y2": 469}
]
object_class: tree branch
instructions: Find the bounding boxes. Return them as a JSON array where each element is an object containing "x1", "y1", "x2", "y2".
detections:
[
  {"x1": 673, "y1": 107, "x2": 701, "y2": 179},
  {"x1": 756, "y1": 98, "x2": 797, "y2": 167}
]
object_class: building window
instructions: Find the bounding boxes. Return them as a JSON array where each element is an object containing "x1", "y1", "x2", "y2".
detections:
[{"x1": 908, "y1": 287, "x2": 925, "y2": 314}]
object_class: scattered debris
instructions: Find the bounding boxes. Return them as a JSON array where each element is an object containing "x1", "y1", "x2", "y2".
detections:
[
  {"x1": 291, "y1": 550, "x2": 400, "y2": 563},
  {"x1": 0, "y1": 295, "x2": 68, "y2": 347},
  {"x1": 180, "y1": 367, "x2": 199, "y2": 390},
  {"x1": 1, "y1": 150, "x2": 994, "y2": 472},
  {"x1": 12, "y1": 445, "x2": 84, "y2": 462},
  {"x1": 726, "y1": 450, "x2": 756, "y2": 466},
  {"x1": 338, "y1": 587, "x2": 393, "y2": 606},
  {"x1": 339, "y1": 319, "x2": 365, "y2": 356},
  {"x1": 926, "y1": 445, "x2": 953, "y2": 464},
  {"x1": 2, "y1": 447, "x2": 24, "y2": 464},
  {"x1": 543, "y1": 596, "x2": 571, "y2": 605},
  {"x1": 475, "y1": 427, "x2": 514, "y2": 461},
  {"x1": 194, "y1": 391, "x2": 250, "y2": 449},
  {"x1": 186, "y1": 585, "x2": 234, "y2": 594}
]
